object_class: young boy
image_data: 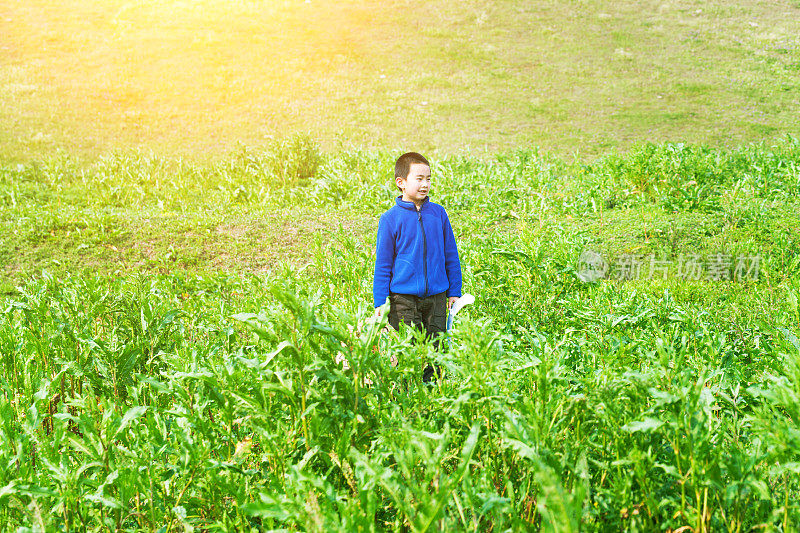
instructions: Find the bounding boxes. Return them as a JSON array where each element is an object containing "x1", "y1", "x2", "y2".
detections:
[{"x1": 373, "y1": 152, "x2": 462, "y2": 381}]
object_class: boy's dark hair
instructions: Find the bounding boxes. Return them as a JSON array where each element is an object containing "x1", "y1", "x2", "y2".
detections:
[
  {"x1": 394, "y1": 152, "x2": 430, "y2": 192},
  {"x1": 395, "y1": 152, "x2": 430, "y2": 179}
]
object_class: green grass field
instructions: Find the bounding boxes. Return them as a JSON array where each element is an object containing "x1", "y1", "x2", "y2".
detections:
[
  {"x1": 2, "y1": 0, "x2": 800, "y2": 530},
  {"x1": 2, "y1": 140, "x2": 800, "y2": 530},
  {"x1": 2, "y1": 0, "x2": 799, "y2": 160}
]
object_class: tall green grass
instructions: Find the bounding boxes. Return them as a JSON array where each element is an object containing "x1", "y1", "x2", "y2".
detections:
[{"x1": 1, "y1": 138, "x2": 799, "y2": 530}]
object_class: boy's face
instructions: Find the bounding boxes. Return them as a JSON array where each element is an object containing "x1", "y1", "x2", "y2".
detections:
[{"x1": 396, "y1": 163, "x2": 431, "y2": 205}]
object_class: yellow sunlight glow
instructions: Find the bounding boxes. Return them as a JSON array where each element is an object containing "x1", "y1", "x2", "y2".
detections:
[{"x1": 1, "y1": 0, "x2": 371, "y2": 151}]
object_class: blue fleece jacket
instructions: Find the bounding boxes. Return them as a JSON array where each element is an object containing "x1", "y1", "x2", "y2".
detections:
[{"x1": 373, "y1": 196, "x2": 462, "y2": 308}]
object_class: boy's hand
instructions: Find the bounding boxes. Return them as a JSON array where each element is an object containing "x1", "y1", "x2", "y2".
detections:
[{"x1": 447, "y1": 296, "x2": 459, "y2": 310}]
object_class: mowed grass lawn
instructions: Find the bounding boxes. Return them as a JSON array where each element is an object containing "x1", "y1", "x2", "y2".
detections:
[{"x1": 1, "y1": 0, "x2": 799, "y2": 161}]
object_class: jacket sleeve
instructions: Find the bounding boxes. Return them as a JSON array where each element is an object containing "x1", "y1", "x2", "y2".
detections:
[
  {"x1": 442, "y1": 210, "x2": 462, "y2": 298},
  {"x1": 373, "y1": 214, "x2": 394, "y2": 308}
]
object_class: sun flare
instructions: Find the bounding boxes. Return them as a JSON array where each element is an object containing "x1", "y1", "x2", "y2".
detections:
[{"x1": 1, "y1": 0, "x2": 374, "y2": 152}]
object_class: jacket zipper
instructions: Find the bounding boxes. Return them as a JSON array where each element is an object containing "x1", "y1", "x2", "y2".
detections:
[{"x1": 418, "y1": 207, "x2": 429, "y2": 297}]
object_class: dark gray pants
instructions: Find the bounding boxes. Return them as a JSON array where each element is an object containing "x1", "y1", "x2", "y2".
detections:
[{"x1": 388, "y1": 292, "x2": 447, "y2": 381}]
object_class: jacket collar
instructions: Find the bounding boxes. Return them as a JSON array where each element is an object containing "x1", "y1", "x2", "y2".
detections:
[{"x1": 395, "y1": 195, "x2": 429, "y2": 211}]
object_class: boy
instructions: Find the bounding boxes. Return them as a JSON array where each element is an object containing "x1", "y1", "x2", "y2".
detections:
[{"x1": 373, "y1": 152, "x2": 462, "y2": 381}]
